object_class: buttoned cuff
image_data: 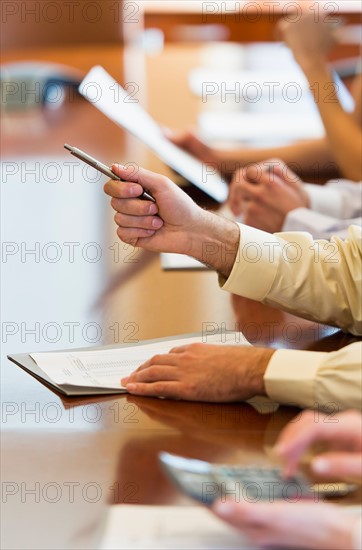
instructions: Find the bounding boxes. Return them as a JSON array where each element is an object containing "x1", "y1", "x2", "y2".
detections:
[
  {"x1": 219, "y1": 224, "x2": 282, "y2": 301},
  {"x1": 264, "y1": 349, "x2": 328, "y2": 408}
]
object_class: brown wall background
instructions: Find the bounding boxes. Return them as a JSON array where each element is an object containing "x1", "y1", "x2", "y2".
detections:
[{"x1": 1, "y1": 0, "x2": 125, "y2": 51}]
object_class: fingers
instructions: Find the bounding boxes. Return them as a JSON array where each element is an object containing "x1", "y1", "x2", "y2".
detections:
[
  {"x1": 169, "y1": 345, "x2": 189, "y2": 353},
  {"x1": 116, "y1": 226, "x2": 155, "y2": 245},
  {"x1": 105, "y1": 164, "x2": 171, "y2": 199},
  {"x1": 269, "y1": 161, "x2": 301, "y2": 187},
  {"x1": 122, "y1": 364, "x2": 180, "y2": 386},
  {"x1": 124, "y1": 381, "x2": 182, "y2": 399},
  {"x1": 114, "y1": 212, "x2": 163, "y2": 231},
  {"x1": 167, "y1": 129, "x2": 196, "y2": 147},
  {"x1": 275, "y1": 410, "x2": 362, "y2": 478},
  {"x1": 109, "y1": 187, "x2": 164, "y2": 242},
  {"x1": 275, "y1": 410, "x2": 325, "y2": 477},
  {"x1": 228, "y1": 168, "x2": 273, "y2": 215},
  {"x1": 121, "y1": 352, "x2": 182, "y2": 383},
  {"x1": 312, "y1": 453, "x2": 362, "y2": 480},
  {"x1": 111, "y1": 197, "x2": 158, "y2": 216},
  {"x1": 104, "y1": 179, "x2": 144, "y2": 200}
]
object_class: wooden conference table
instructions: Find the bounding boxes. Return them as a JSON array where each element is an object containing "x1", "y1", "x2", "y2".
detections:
[{"x1": 1, "y1": 44, "x2": 361, "y2": 549}]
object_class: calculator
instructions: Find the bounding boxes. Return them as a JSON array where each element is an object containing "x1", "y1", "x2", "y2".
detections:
[{"x1": 159, "y1": 452, "x2": 316, "y2": 505}]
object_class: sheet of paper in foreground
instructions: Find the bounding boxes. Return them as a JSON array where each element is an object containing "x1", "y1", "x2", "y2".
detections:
[
  {"x1": 100, "y1": 505, "x2": 253, "y2": 550},
  {"x1": 30, "y1": 332, "x2": 250, "y2": 390}
]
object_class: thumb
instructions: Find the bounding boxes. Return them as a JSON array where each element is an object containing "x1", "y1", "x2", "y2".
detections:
[
  {"x1": 312, "y1": 453, "x2": 362, "y2": 480},
  {"x1": 111, "y1": 163, "x2": 170, "y2": 194}
]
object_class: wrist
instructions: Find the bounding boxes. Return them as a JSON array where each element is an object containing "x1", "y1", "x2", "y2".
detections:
[
  {"x1": 300, "y1": 57, "x2": 331, "y2": 82},
  {"x1": 188, "y1": 211, "x2": 240, "y2": 278},
  {"x1": 244, "y1": 348, "x2": 275, "y2": 397}
]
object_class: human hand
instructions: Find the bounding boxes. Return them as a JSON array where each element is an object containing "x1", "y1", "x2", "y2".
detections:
[
  {"x1": 275, "y1": 409, "x2": 362, "y2": 480},
  {"x1": 277, "y1": 13, "x2": 339, "y2": 69},
  {"x1": 104, "y1": 164, "x2": 240, "y2": 278},
  {"x1": 104, "y1": 163, "x2": 206, "y2": 253},
  {"x1": 212, "y1": 499, "x2": 358, "y2": 550},
  {"x1": 228, "y1": 159, "x2": 310, "y2": 232},
  {"x1": 165, "y1": 128, "x2": 217, "y2": 165},
  {"x1": 121, "y1": 344, "x2": 275, "y2": 402}
]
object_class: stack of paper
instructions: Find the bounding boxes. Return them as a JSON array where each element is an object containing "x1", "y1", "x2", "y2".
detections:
[
  {"x1": 100, "y1": 505, "x2": 253, "y2": 550},
  {"x1": 9, "y1": 332, "x2": 250, "y2": 396}
]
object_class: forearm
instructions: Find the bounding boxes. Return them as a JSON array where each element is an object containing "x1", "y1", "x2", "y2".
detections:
[
  {"x1": 302, "y1": 61, "x2": 362, "y2": 181},
  {"x1": 214, "y1": 138, "x2": 335, "y2": 177}
]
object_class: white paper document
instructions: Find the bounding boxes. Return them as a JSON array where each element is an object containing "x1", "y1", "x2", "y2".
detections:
[
  {"x1": 79, "y1": 66, "x2": 229, "y2": 203},
  {"x1": 161, "y1": 253, "x2": 207, "y2": 271},
  {"x1": 100, "y1": 505, "x2": 254, "y2": 550},
  {"x1": 31, "y1": 332, "x2": 250, "y2": 390}
]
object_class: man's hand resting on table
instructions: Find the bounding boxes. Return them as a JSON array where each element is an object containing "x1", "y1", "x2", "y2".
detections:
[
  {"x1": 120, "y1": 344, "x2": 274, "y2": 401},
  {"x1": 104, "y1": 163, "x2": 240, "y2": 279}
]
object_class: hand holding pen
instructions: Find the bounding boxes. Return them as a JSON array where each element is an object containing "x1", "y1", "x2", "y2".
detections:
[{"x1": 64, "y1": 144, "x2": 155, "y2": 203}]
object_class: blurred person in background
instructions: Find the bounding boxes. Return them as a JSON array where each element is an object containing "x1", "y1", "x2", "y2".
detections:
[
  {"x1": 228, "y1": 159, "x2": 362, "y2": 239},
  {"x1": 169, "y1": 14, "x2": 362, "y2": 183}
]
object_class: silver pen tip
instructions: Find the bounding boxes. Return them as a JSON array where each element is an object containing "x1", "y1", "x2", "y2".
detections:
[{"x1": 64, "y1": 144, "x2": 72, "y2": 151}]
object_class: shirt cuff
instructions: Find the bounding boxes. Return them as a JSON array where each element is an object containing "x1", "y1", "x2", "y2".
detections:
[
  {"x1": 220, "y1": 224, "x2": 282, "y2": 301},
  {"x1": 264, "y1": 349, "x2": 328, "y2": 408},
  {"x1": 305, "y1": 183, "x2": 345, "y2": 218},
  {"x1": 282, "y1": 208, "x2": 347, "y2": 239}
]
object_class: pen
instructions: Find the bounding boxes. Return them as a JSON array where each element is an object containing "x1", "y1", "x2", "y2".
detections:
[{"x1": 64, "y1": 144, "x2": 155, "y2": 203}]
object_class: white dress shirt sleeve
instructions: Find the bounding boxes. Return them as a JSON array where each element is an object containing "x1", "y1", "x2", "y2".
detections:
[{"x1": 282, "y1": 181, "x2": 362, "y2": 239}]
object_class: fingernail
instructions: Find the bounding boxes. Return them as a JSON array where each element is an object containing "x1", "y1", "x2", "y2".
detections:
[
  {"x1": 121, "y1": 377, "x2": 129, "y2": 385},
  {"x1": 152, "y1": 217, "x2": 163, "y2": 228},
  {"x1": 312, "y1": 458, "x2": 329, "y2": 474},
  {"x1": 126, "y1": 383, "x2": 137, "y2": 391},
  {"x1": 113, "y1": 163, "x2": 125, "y2": 169},
  {"x1": 130, "y1": 185, "x2": 141, "y2": 196},
  {"x1": 213, "y1": 501, "x2": 235, "y2": 518},
  {"x1": 148, "y1": 203, "x2": 157, "y2": 215}
]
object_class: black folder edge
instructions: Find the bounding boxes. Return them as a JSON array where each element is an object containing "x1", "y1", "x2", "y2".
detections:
[{"x1": 7, "y1": 332, "x2": 216, "y2": 397}]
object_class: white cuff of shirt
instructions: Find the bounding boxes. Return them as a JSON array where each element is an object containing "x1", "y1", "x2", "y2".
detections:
[
  {"x1": 220, "y1": 224, "x2": 282, "y2": 301},
  {"x1": 304, "y1": 183, "x2": 345, "y2": 218},
  {"x1": 282, "y1": 208, "x2": 348, "y2": 238},
  {"x1": 264, "y1": 349, "x2": 328, "y2": 408}
]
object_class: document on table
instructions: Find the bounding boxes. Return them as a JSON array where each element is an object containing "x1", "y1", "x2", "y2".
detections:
[
  {"x1": 100, "y1": 505, "x2": 254, "y2": 550},
  {"x1": 79, "y1": 65, "x2": 229, "y2": 203},
  {"x1": 29, "y1": 332, "x2": 250, "y2": 391},
  {"x1": 160, "y1": 252, "x2": 207, "y2": 270}
]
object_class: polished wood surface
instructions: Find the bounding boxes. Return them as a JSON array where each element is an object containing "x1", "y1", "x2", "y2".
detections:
[{"x1": 1, "y1": 44, "x2": 360, "y2": 550}]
